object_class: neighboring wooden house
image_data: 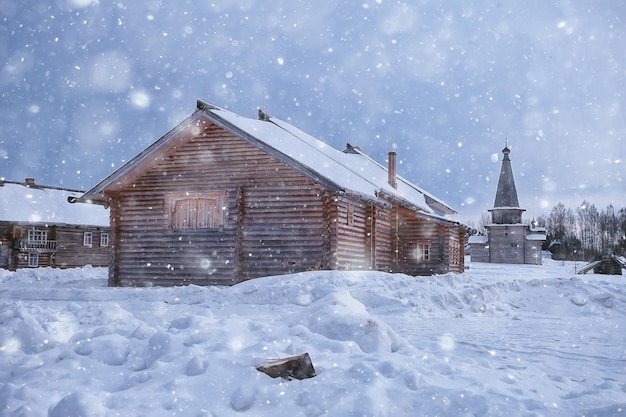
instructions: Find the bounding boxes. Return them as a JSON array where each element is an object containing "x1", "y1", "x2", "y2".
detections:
[
  {"x1": 0, "y1": 178, "x2": 110, "y2": 270},
  {"x1": 75, "y1": 100, "x2": 464, "y2": 287},
  {"x1": 468, "y1": 145, "x2": 546, "y2": 265}
]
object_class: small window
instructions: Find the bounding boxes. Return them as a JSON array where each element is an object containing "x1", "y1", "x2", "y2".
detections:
[
  {"x1": 416, "y1": 242, "x2": 431, "y2": 261},
  {"x1": 83, "y1": 232, "x2": 93, "y2": 247},
  {"x1": 28, "y1": 229, "x2": 47, "y2": 243},
  {"x1": 28, "y1": 252, "x2": 38, "y2": 267},
  {"x1": 100, "y1": 233, "x2": 109, "y2": 247},
  {"x1": 167, "y1": 192, "x2": 226, "y2": 230}
]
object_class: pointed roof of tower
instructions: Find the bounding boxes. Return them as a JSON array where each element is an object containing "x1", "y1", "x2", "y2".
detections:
[{"x1": 493, "y1": 143, "x2": 521, "y2": 208}]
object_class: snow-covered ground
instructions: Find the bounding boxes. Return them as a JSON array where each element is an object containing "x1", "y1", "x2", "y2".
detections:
[{"x1": 1, "y1": 255, "x2": 625, "y2": 416}]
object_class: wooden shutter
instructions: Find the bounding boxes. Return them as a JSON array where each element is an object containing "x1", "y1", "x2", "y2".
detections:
[{"x1": 169, "y1": 193, "x2": 225, "y2": 229}]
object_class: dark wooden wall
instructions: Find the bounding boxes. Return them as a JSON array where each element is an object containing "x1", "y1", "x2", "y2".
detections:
[
  {"x1": 371, "y1": 206, "x2": 393, "y2": 272},
  {"x1": 238, "y1": 185, "x2": 327, "y2": 281},
  {"x1": 335, "y1": 198, "x2": 369, "y2": 270},
  {"x1": 108, "y1": 126, "x2": 330, "y2": 286},
  {"x1": 0, "y1": 221, "x2": 109, "y2": 270},
  {"x1": 0, "y1": 223, "x2": 11, "y2": 268},
  {"x1": 54, "y1": 226, "x2": 110, "y2": 268},
  {"x1": 445, "y1": 225, "x2": 465, "y2": 274},
  {"x1": 334, "y1": 198, "x2": 395, "y2": 272},
  {"x1": 396, "y1": 207, "x2": 449, "y2": 275}
]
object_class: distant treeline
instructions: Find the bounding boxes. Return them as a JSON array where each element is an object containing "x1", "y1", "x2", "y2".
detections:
[{"x1": 535, "y1": 202, "x2": 626, "y2": 260}]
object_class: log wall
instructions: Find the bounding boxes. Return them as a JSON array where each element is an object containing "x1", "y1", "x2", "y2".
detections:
[
  {"x1": 373, "y1": 207, "x2": 393, "y2": 271},
  {"x1": 443, "y1": 225, "x2": 465, "y2": 274},
  {"x1": 0, "y1": 223, "x2": 11, "y2": 268},
  {"x1": 396, "y1": 207, "x2": 446, "y2": 275},
  {"x1": 108, "y1": 126, "x2": 329, "y2": 286},
  {"x1": 238, "y1": 185, "x2": 326, "y2": 281},
  {"x1": 335, "y1": 198, "x2": 369, "y2": 270},
  {"x1": 0, "y1": 221, "x2": 109, "y2": 270},
  {"x1": 54, "y1": 226, "x2": 110, "y2": 268}
]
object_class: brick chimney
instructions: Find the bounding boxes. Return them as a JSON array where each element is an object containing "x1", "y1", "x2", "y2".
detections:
[
  {"x1": 387, "y1": 152, "x2": 397, "y2": 189},
  {"x1": 25, "y1": 178, "x2": 35, "y2": 186}
]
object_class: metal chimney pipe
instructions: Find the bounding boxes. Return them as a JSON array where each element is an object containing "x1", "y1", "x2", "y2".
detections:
[{"x1": 387, "y1": 152, "x2": 397, "y2": 189}]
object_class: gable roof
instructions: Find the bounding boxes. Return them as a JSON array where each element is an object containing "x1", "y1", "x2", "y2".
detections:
[
  {"x1": 78, "y1": 100, "x2": 458, "y2": 219},
  {"x1": 0, "y1": 179, "x2": 109, "y2": 226}
]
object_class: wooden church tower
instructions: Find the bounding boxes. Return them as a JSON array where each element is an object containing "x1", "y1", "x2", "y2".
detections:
[{"x1": 469, "y1": 143, "x2": 546, "y2": 265}]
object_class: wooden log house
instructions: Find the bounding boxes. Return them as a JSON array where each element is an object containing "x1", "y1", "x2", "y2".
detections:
[
  {"x1": 75, "y1": 100, "x2": 465, "y2": 287},
  {"x1": 0, "y1": 179, "x2": 110, "y2": 270}
]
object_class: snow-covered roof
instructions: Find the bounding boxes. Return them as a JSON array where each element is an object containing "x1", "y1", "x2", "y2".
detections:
[
  {"x1": 468, "y1": 235, "x2": 488, "y2": 244},
  {"x1": 0, "y1": 180, "x2": 109, "y2": 226},
  {"x1": 210, "y1": 105, "x2": 447, "y2": 215},
  {"x1": 79, "y1": 101, "x2": 457, "y2": 220}
]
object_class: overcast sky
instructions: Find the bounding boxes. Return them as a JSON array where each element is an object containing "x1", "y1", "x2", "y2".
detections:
[{"x1": 1, "y1": 1, "x2": 623, "y2": 222}]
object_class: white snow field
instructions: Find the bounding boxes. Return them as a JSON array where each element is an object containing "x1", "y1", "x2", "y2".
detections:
[{"x1": 1, "y1": 256, "x2": 625, "y2": 416}]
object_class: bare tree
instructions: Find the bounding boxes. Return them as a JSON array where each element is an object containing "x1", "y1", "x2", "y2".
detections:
[
  {"x1": 577, "y1": 202, "x2": 600, "y2": 256},
  {"x1": 547, "y1": 203, "x2": 573, "y2": 241},
  {"x1": 619, "y1": 208, "x2": 626, "y2": 254},
  {"x1": 599, "y1": 204, "x2": 617, "y2": 251},
  {"x1": 546, "y1": 203, "x2": 577, "y2": 258},
  {"x1": 476, "y1": 212, "x2": 491, "y2": 236}
]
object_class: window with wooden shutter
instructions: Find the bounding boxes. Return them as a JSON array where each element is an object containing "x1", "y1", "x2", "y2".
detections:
[{"x1": 168, "y1": 192, "x2": 226, "y2": 230}]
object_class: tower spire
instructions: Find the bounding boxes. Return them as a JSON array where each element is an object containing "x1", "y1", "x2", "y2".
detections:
[{"x1": 494, "y1": 138, "x2": 519, "y2": 208}]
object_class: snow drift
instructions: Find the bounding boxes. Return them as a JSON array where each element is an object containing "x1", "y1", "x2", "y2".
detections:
[{"x1": 1, "y1": 258, "x2": 625, "y2": 416}]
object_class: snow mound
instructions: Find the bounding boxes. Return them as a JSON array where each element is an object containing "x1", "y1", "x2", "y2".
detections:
[{"x1": 0, "y1": 259, "x2": 624, "y2": 416}]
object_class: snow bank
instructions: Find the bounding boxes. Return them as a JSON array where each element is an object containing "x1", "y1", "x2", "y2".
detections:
[{"x1": 1, "y1": 258, "x2": 625, "y2": 416}]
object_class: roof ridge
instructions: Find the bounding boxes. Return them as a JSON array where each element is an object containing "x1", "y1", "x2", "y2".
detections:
[{"x1": 262, "y1": 116, "x2": 389, "y2": 195}]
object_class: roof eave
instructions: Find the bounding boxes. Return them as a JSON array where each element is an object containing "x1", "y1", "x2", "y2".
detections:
[{"x1": 77, "y1": 110, "x2": 206, "y2": 204}]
